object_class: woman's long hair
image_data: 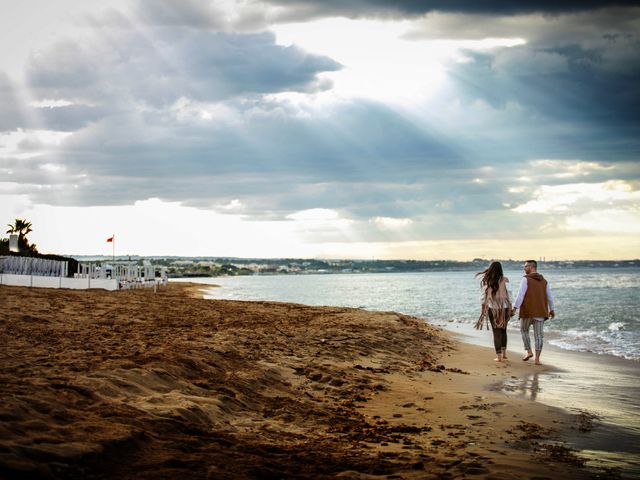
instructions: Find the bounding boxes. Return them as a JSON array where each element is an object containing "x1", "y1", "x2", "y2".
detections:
[{"x1": 475, "y1": 261, "x2": 504, "y2": 296}]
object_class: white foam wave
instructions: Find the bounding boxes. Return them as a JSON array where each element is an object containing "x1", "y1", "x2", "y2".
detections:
[
  {"x1": 608, "y1": 322, "x2": 626, "y2": 331},
  {"x1": 548, "y1": 329, "x2": 639, "y2": 361}
]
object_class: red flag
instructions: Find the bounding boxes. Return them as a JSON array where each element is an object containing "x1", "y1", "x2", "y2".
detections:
[{"x1": 106, "y1": 236, "x2": 114, "y2": 243}]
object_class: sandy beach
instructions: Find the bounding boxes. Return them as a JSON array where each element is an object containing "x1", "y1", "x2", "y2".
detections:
[{"x1": 0, "y1": 283, "x2": 609, "y2": 479}]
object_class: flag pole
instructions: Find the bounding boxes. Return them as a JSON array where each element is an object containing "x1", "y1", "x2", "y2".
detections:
[{"x1": 112, "y1": 234, "x2": 115, "y2": 262}]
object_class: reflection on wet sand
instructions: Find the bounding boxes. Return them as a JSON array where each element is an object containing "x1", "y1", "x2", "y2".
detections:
[{"x1": 498, "y1": 371, "x2": 542, "y2": 401}]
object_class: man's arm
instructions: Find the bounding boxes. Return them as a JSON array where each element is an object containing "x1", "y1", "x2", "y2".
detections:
[
  {"x1": 513, "y1": 277, "x2": 527, "y2": 309},
  {"x1": 546, "y1": 283, "x2": 555, "y2": 318}
]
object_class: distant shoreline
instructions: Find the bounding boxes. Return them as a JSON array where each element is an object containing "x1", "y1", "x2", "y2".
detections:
[
  {"x1": 60, "y1": 255, "x2": 639, "y2": 278},
  {"x1": 164, "y1": 262, "x2": 639, "y2": 278}
]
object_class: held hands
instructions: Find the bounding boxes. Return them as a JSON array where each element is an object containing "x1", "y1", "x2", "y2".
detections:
[{"x1": 549, "y1": 309, "x2": 555, "y2": 319}]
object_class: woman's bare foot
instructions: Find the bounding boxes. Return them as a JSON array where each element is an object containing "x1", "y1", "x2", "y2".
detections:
[{"x1": 522, "y1": 353, "x2": 533, "y2": 361}]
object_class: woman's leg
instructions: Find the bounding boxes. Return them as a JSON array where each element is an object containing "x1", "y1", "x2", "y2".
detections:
[
  {"x1": 501, "y1": 327, "x2": 508, "y2": 359},
  {"x1": 492, "y1": 327, "x2": 504, "y2": 360},
  {"x1": 501, "y1": 309, "x2": 508, "y2": 358},
  {"x1": 488, "y1": 310, "x2": 503, "y2": 361}
]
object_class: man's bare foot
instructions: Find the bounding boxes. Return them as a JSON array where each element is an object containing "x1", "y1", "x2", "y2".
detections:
[
  {"x1": 522, "y1": 353, "x2": 533, "y2": 361},
  {"x1": 534, "y1": 361, "x2": 542, "y2": 365},
  {"x1": 494, "y1": 357, "x2": 502, "y2": 362}
]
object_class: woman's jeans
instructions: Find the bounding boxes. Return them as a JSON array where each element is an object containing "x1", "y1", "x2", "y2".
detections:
[{"x1": 488, "y1": 308, "x2": 508, "y2": 354}]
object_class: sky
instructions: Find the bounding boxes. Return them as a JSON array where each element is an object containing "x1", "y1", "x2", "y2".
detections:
[{"x1": 1, "y1": 0, "x2": 639, "y2": 260}]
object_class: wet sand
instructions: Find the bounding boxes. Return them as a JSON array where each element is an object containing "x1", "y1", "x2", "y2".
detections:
[
  {"x1": 0, "y1": 283, "x2": 607, "y2": 479},
  {"x1": 448, "y1": 323, "x2": 640, "y2": 477}
]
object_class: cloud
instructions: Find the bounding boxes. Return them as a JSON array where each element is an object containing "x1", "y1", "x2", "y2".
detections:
[
  {"x1": 371, "y1": 216, "x2": 413, "y2": 230},
  {"x1": 507, "y1": 177, "x2": 640, "y2": 244},
  {"x1": 133, "y1": 0, "x2": 274, "y2": 32},
  {"x1": 6, "y1": 98, "x2": 464, "y2": 216},
  {"x1": 35, "y1": 104, "x2": 109, "y2": 132},
  {"x1": 513, "y1": 180, "x2": 640, "y2": 213},
  {"x1": 565, "y1": 208, "x2": 640, "y2": 234},
  {"x1": 287, "y1": 208, "x2": 340, "y2": 221},
  {"x1": 441, "y1": 39, "x2": 640, "y2": 161},
  {"x1": 406, "y1": 8, "x2": 640, "y2": 81},
  {"x1": 135, "y1": 0, "x2": 226, "y2": 29},
  {"x1": 0, "y1": 73, "x2": 103, "y2": 133},
  {"x1": 0, "y1": 74, "x2": 29, "y2": 131},
  {"x1": 25, "y1": 28, "x2": 341, "y2": 111},
  {"x1": 261, "y1": 0, "x2": 640, "y2": 22},
  {"x1": 128, "y1": 0, "x2": 640, "y2": 33},
  {"x1": 405, "y1": 8, "x2": 640, "y2": 41},
  {"x1": 528, "y1": 160, "x2": 616, "y2": 179}
]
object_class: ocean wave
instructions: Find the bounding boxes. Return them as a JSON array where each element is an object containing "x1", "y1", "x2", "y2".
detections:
[
  {"x1": 548, "y1": 330, "x2": 639, "y2": 361},
  {"x1": 608, "y1": 321, "x2": 626, "y2": 331}
]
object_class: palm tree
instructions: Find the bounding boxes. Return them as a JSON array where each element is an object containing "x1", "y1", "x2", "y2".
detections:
[{"x1": 6, "y1": 218, "x2": 34, "y2": 253}]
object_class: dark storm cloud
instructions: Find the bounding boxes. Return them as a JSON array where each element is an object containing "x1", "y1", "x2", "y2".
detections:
[
  {"x1": 404, "y1": 7, "x2": 640, "y2": 42},
  {"x1": 445, "y1": 43, "x2": 640, "y2": 162},
  {"x1": 130, "y1": 0, "x2": 640, "y2": 31},
  {"x1": 262, "y1": 0, "x2": 640, "y2": 20}
]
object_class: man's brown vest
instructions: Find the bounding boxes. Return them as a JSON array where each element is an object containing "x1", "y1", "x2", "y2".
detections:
[{"x1": 520, "y1": 273, "x2": 549, "y2": 319}]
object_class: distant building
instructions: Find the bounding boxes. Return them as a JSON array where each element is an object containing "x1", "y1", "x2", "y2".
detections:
[{"x1": 171, "y1": 260, "x2": 195, "y2": 265}]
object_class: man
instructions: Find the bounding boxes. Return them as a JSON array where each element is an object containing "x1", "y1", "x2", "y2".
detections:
[{"x1": 512, "y1": 260, "x2": 555, "y2": 365}]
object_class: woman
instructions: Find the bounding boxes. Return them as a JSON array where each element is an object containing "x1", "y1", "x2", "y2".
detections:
[{"x1": 476, "y1": 261, "x2": 512, "y2": 362}]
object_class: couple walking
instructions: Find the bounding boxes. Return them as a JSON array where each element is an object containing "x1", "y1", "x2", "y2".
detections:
[{"x1": 477, "y1": 260, "x2": 555, "y2": 365}]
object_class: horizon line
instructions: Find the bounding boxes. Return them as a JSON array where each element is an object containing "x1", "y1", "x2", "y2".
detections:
[{"x1": 66, "y1": 255, "x2": 639, "y2": 263}]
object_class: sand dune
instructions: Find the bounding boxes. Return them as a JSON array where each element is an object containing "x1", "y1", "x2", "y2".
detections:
[{"x1": 0, "y1": 283, "x2": 597, "y2": 479}]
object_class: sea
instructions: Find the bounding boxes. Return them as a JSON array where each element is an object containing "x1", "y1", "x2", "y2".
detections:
[{"x1": 174, "y1": 267, "x2": 640, "y2": 477}]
